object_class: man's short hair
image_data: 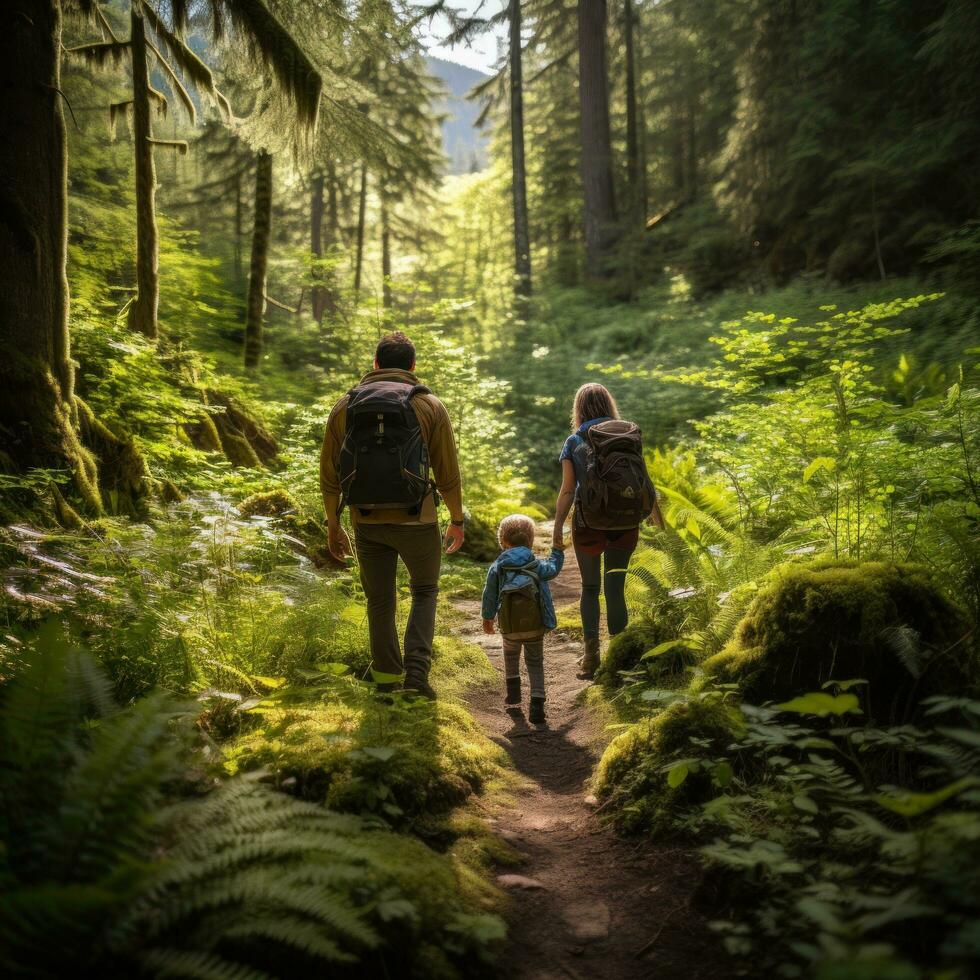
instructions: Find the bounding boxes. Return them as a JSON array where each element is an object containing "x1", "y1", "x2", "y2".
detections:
[
  {"x1": 498, "y1": 514, "x2": 536, "y2": 550},
  {"x1": 375, "y1": 331, "x2": 416, "y2": 370}
]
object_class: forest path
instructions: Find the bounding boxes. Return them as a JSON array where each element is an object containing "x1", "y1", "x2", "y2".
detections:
[{"x1": 453, "y1": 522, "x2": 726, "y2": 980}]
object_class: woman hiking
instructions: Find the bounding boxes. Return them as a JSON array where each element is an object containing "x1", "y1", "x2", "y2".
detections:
[{"x1": 552, "y1": 383, "x2": 665, "y2": 680}]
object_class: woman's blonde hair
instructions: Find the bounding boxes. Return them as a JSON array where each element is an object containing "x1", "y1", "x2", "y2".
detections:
[
  {"x1": 571, "y1": 382, "x2": 619, "y2": 431},
  {"x1": 497, "y1": 513, "x2": 536, "y2": 549}
]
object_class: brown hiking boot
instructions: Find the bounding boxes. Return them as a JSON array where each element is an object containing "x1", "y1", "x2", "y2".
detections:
[
  {"x1": 577, "y1": 637, "x2": 601, "y2": 681},
  {"x1": 403, "y1": 666, "x2": 437, "y2": 701}
]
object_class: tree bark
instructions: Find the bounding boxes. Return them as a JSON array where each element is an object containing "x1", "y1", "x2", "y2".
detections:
[
  {"x1": 0, "y1": 1, "x2": 96, "y2": 503},
  {"x1": 353, "y1": 162, "x2": 368, "y2": 303},
  {"x1": 234, "y1": 168, "x2": 244, "y2": 287},
  {"x1": 380, "y1": 189, "x2": 393, "y2": 309},
  {"x1": 244, "y1": 149, "x2": 273, "y2": 371},
  {"x1": 310, "y1": 169, "x2": 327, "y2": 322},
  {"x1": 128, "y1": 7, "x2": 159, "y2": 339},
  {"x1": 510, "y1": 0, "x2": 532, "y2": 300},
  {"x1": 624, "y1": 0, "x2": 645, "y2": 230},
  {"x1": 577, "y1": 0, "x2": 618, "y2": 280}
]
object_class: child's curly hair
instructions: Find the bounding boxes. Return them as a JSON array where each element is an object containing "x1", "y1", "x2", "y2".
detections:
[{"x1": 497, "y1": 514, "x2": 536, "y2": 549}]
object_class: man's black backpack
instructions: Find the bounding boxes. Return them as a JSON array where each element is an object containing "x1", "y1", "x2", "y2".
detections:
[
  {"x1": 497, "y1": 563, "x2": 545, "y2": 639},
  {"x1": 338, "y1": 380, "x2": 434, "y2": 515},
  {"x1": 572, "y1": 419, "x2": 655, "y2": 530}
]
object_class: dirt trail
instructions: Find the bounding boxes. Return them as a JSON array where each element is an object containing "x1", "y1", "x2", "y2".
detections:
[{"x1": 454, "y1": 523, "x2": 728, "y2": 980}]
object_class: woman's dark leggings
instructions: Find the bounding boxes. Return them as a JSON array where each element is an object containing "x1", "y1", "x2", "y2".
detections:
[{"x1": 575, "y1": 544, "x2": 635, "y2": 641}]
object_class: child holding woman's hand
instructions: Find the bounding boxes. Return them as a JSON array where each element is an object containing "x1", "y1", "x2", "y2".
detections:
[{"x1": 481, "y1": 514, "x2": 564, "y2": 724}]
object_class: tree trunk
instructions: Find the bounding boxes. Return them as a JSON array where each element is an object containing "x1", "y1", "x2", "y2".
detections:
[
  {"x1": 234, "y1": 168, "x2": 243, "y2": 287},
  {"x1": 310, "y1": 169, "x2": 327, "y2": 322},
  {"x1": 0, "y1": 2, "x2": 154, "y2": 517},
  {"x1": 244, "y1": 150, "x2": 273, "y2": 371},
  {"x1": 510, "y1": 0, "x2": 532, "y2": 300},
  {"x1": 0, "y1": 1, "x2": 96, "y2": 506},
  {"x1": 128, "y1": 7, "x2": 159, "y2": 339},
  {"x1": 380, "y1": 190, "x2": 393, "y2": 309},
  {"x1": 624, "y1": 0, "x2": 645, "y2": 230},
  {"x1": 353, "y1": 162, "x2": 368, "y2": 303},
  {"x1": 577, "y1": 0, "x2": 618, "y2": 280}
]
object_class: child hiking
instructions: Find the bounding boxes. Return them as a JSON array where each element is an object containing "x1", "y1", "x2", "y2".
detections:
[{"x1": 481, "y1": 514, "x2": 564, "y2": 724}]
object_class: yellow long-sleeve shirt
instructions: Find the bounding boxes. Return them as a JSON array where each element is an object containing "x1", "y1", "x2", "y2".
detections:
[{"x1": 319, "y1": 368, "x2": 464, "y2": 525}]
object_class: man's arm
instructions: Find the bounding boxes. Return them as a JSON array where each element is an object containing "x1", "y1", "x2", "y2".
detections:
[
  {"x1": 320, "y1": 399, "x2": 352, "y2": 561},
  {"x1": 426, "y1": 397, "x2": 464, "y2": 521},
  {"x1": 425, "y1": 396, "x2": 465, "y2": 553}
]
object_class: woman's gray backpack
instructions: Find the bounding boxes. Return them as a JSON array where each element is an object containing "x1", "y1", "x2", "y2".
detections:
[
  {"x1": 338, "y1": 380, "x2": 434, "y2": 516},
  {"x1": 498, "y1": 563, "x2": 545, "y2": 639},
  {"x1": 573, "y1": 419, "x2": 655, "y2": 530}
]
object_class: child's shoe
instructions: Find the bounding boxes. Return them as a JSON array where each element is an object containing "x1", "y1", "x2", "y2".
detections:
[
  {"x1": 505, "y1": 676, "x2": 522, "y2": 705},
  {"x1": 529, "y1": 696, "x2": 546, "y2": 724}
]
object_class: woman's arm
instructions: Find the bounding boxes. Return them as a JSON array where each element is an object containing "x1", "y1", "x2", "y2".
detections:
[
  {"x1": 553, "y1": 458, "x2": 576, "y2": 548},
  {"x1": 648, "y1": 491, "x2": 666, "y2": 530}
]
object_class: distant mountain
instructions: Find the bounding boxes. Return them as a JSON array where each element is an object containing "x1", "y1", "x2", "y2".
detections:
[{"x1": 427, "y1": 57, "x2": 491, "y2": 175}]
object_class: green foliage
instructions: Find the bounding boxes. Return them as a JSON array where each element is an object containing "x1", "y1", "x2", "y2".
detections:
[
  {"x1": 700, "y1": 562, "x2": 974, "y2": 722},
  {"x1": 592, "y1": 691, "x2": 744, "y2": 835},
  {"x1": 0, "y1": 622, "x2": 188, "y2": 977},
  {"x1": 0, "y1": 626, "x2": 504, "y2": 979}
]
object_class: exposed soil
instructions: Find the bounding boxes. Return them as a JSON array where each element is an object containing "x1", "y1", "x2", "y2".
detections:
[{"x1": 455, "y1": 523, "x2": 731, "y2": 980}]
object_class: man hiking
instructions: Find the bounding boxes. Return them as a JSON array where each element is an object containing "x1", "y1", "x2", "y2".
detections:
[{"x1": 320, "y1": 331, "x2": 465, "y2": 699}]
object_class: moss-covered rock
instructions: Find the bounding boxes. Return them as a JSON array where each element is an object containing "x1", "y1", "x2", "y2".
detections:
[
  {"x1": 592, "y1": 697, "x2": 743, "y2": 835},
  {"x1": 595, "y1": 598, "x2": 690, "y2": 687},
  {"x1": 239, "y1": 488, "x2": 299, "y2": 519},
  {"x1": 699, "y1": 562, "x2": 974, "y2": 721}
]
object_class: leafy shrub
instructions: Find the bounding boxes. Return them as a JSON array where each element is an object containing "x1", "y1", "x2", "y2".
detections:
[
  {"x1": 700, "y1": 562, "x2": 974, "y2": 722},
  {"x1": 592, "y1": 693, "x2": 743, "y2": 834},
  {"x1": 595, "y1": 616, "x2": 691, "y2": 687}
]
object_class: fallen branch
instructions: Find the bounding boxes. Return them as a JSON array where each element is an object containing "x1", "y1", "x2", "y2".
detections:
[{"x1": 634, "y1": 903, "x2": 683, "y2": 959}]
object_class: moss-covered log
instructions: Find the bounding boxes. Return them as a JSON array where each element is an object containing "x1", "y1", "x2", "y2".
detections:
[{"x1": 184, "y1": 390, "x2": 278, "y2": 469}]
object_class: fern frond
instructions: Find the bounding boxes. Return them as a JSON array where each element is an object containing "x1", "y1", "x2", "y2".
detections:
[{"x1": 143, "y1": 947, "x2": 271, "y2": 980}]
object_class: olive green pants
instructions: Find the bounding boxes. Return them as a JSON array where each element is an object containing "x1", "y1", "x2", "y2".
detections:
[{"x1": 353, "y1": 522, "x2": 442, "y2": 680}]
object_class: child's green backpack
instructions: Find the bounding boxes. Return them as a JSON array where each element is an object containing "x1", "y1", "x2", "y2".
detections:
[{"x1": 498, "y1": 562, "x2": 544, "y2": 639}]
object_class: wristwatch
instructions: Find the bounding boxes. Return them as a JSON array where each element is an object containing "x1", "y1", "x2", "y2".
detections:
[{"x1": 450, "y1": 518, "x2": 465, "y2": 527}]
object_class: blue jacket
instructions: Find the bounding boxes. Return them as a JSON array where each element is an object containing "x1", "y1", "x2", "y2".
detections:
[{"x1": 481, "y1": 545, "x2": 564, "y2": 629}]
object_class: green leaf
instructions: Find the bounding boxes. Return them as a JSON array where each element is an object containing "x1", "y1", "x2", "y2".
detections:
[
  {"x1": 713, "y1": 761, "x2": 733, "y2": 788},
  {"x1": 642, "y1": 638, "x2": 691, "y2": 660},
  {"x1": 776, "y1": 692, "x2": 861, "y2": 717},
  {"x1": 792, "y1": 794, "x2": 818, "y2": 815},
  {"x1": 874, "y1": 777, "x2": 976, "y2": 817},
  {"x1": 685, "y1": 517, "x2": 702, "y2": 540},
  {"x1": 820, "y1": 678, "x2": 868, "y2": 692},
  {"x1": 667, "y1": 762, "x2": 691, "y2": 788},
  {"x1": 803, "y1": 456, "x2": 836, "y2": 484}
]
